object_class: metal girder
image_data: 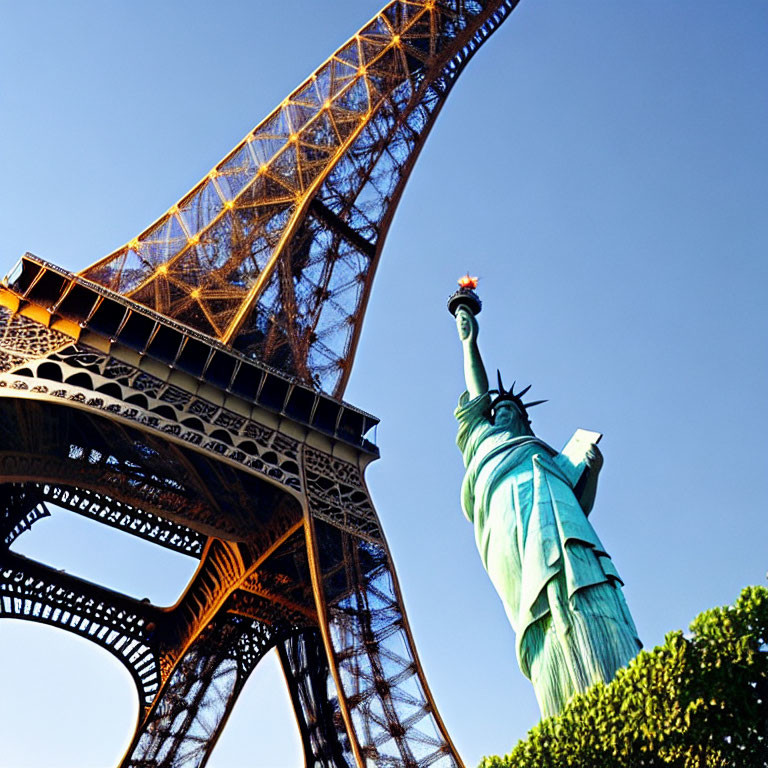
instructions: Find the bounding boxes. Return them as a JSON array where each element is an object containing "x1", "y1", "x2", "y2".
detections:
[
  {"x1": 0, "y1": 479, "x2": 194, "y2": 558},
  {"x1": 279, "y1": 629, "x2": 355, "y2": 768},
  {"x1": 32, "y1": 482, "x2": 205, "y2": 558},
  {"x1": 121, "y1": 614, "x2": 287, "y2": 768},
  {"x1": 0, "y1": 549, "x2": 162, "y2": 707},
  {"x1": 308, "y1": 519, "x2": 461, "y2": 768}
]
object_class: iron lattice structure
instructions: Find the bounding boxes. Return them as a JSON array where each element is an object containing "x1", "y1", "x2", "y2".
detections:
[{"x1": 0, "y1": 2, "x2": 520, "y2": 766}]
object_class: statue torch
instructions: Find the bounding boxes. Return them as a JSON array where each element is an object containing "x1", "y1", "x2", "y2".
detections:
[{"x1": 447, "y1": 274, "x2": 482, "y2": 317}]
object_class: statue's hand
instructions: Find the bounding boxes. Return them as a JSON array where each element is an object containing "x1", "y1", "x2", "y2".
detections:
[
  {"x1": 585, "y1": 444, "x2": 604, "y2": 472},
  {"x1": 456, "y1": 307, "x2": 478, "y2": 343}
]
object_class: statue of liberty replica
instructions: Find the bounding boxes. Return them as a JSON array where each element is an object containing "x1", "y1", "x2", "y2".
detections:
[{"x1": 449, "y1": 277, "x2": 641, "y2": 718}]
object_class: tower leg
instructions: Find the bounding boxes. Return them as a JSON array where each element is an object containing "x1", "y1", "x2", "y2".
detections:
[
  {"x1": 121, "y1": 614, "x2": 280, "y2": 768},
  {"x1": 309, "y1": 521, "x2": 461, "y2": 768},
  {"x1": 278, "y1": 628, "x2": 355, "y2": 768},
  {"x1": 302, "y1": 446, "x2": 464, "y2": 768}
]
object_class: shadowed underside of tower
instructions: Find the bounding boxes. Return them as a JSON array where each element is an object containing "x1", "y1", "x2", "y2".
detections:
[{"x1": 0, "y1": 2, "x2": 521, "y2": 767}]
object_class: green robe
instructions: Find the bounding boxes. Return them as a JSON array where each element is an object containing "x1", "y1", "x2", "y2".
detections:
[{"x1": 456, "y1": 391, "x2": 641, "y2": 718}]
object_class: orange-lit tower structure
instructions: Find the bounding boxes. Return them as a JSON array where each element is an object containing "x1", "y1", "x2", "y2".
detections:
[{"x1": 0, "y1": 3, "x2": 521, "y2": 766}]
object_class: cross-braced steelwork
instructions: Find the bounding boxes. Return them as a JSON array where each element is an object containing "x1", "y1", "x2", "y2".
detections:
[
  {"x1": 82, "y1": 0, "x2": 520, "y2": 397},
  {"x1": 0, "y1": 2, "x2": 520, "y2": 766}
]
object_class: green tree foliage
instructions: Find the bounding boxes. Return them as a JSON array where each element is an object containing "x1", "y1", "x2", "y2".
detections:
[{"x1": 480, "y1": 586, "x2": 768, "y2": 768}]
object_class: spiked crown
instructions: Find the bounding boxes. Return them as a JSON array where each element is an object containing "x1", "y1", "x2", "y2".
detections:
[{"x1": 490, "y1": 370, "x2": 547, "y2": 424}]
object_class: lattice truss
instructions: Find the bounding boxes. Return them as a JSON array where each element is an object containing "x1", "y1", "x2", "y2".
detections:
[
  {"x1": 82, "y1": 0, "x2": 520, "y2": 395},
  {"x1": 313, "y1": 520, "x2": 458, "y2": 768},
  {"x1": 279, "y1": 629, "x2": 356, "y2": 768},
  {"x1": 125, "y1": 615, "x2": 286, "y2": 768}
]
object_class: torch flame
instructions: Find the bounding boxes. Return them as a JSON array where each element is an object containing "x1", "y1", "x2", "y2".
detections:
[{"x1": 457, "y1": 274, "x2": 478, "y2": 290}]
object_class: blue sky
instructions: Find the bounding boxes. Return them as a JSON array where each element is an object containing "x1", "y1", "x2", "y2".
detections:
[{"x1": 0, "y1": 2, "x2": 766, "y2": 766}]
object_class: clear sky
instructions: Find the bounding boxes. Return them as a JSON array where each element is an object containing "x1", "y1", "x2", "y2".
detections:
[{"x1": 1, "y1": 2, "x2": 767, "y2": 767}]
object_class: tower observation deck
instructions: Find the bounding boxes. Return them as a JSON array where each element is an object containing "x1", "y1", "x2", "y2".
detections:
[{"x1": 0, "y1": 2, "x2": 521, "y2": 766}]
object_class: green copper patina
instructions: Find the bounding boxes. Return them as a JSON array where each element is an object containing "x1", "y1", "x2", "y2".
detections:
[{"x1": 453, "y1": 299, "x2": 641, "y2": 718}]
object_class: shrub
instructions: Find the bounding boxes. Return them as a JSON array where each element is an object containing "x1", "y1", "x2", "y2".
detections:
[{"x1": 480, "y1": 586, "x2": 768, "y2": 768}]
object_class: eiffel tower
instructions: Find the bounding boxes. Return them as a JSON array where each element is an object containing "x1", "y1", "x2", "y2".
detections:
[{"x1": 0, "y1": 3, "x2": 520, "y2": 766}]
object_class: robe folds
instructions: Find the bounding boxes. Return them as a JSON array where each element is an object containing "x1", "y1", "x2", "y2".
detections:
[{"x1": 456, "y1": 391, "x2": 641, "y2": 718}]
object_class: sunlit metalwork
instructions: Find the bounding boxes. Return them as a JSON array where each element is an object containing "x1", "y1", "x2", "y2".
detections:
[
  {"x1": 0, "y1": 2, "x2": 520, "y2": 766},
  {"x1": 82, "y1": 0, "x2": 520, "y2": 397}
]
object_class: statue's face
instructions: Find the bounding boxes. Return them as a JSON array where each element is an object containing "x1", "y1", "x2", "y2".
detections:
[
  {"x1": 493, "y1": 401, "x2": 529, "y2": 432},
  {"x1": 493, "y1": 403, "x2": 515, "y2": 426}
]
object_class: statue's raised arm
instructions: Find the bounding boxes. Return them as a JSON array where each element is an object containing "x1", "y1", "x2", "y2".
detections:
[{"x1": 455, "y1": 306, "x2": 489, "y2": 399}]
